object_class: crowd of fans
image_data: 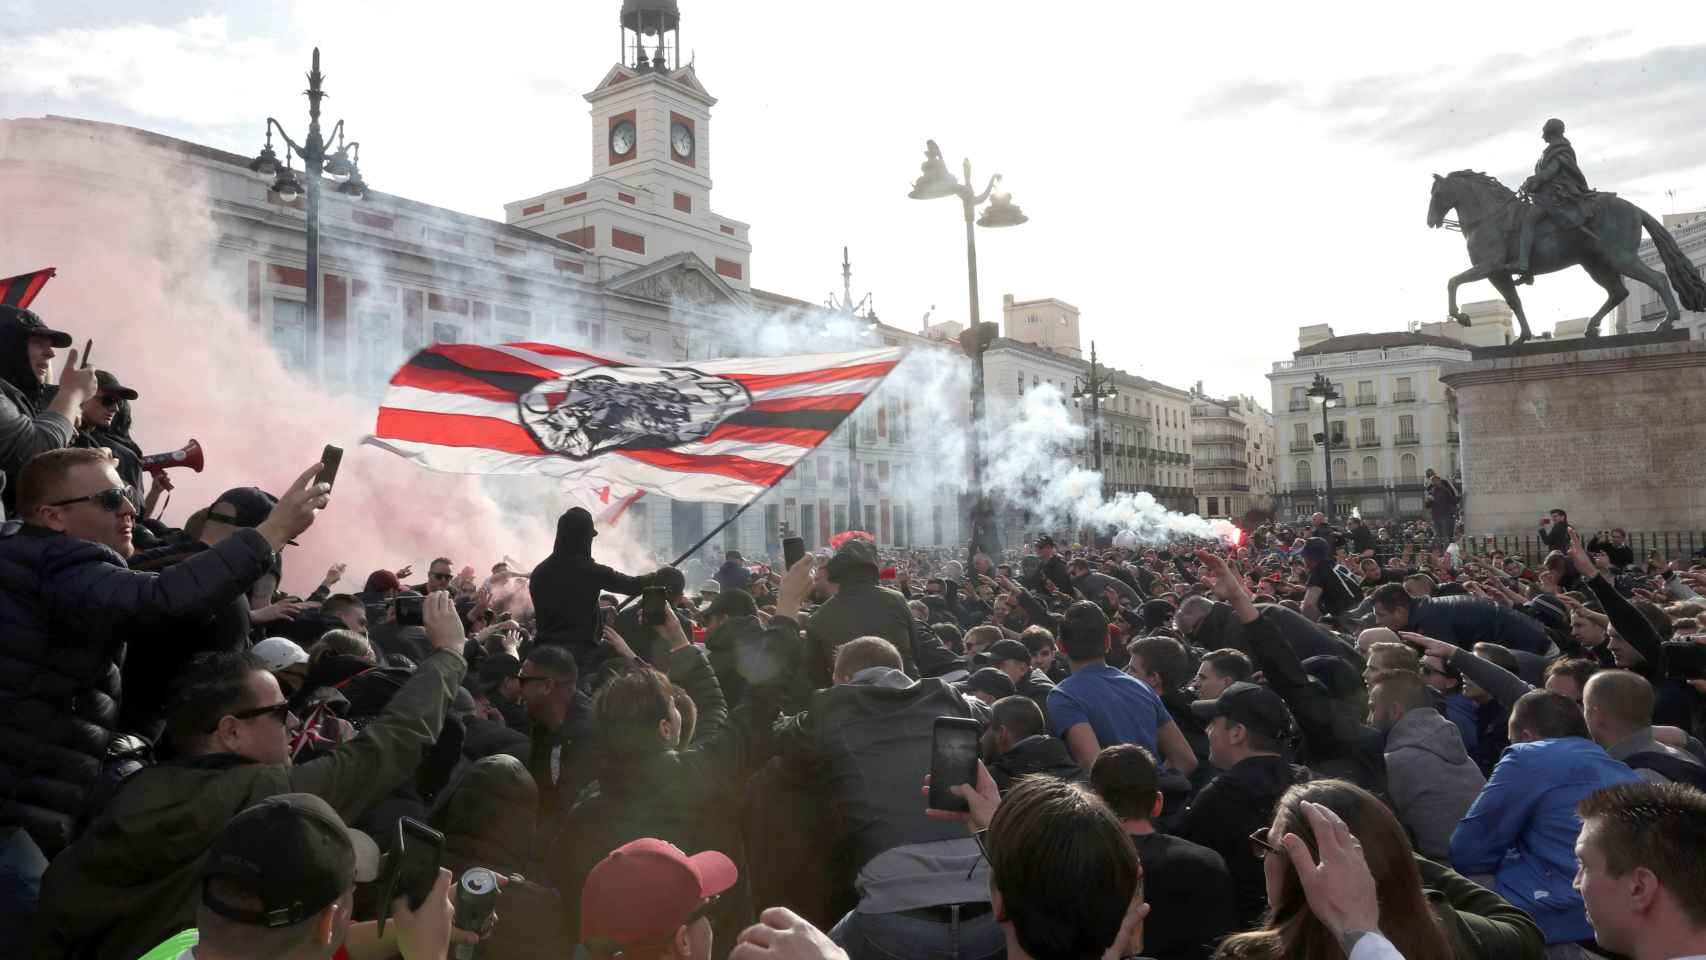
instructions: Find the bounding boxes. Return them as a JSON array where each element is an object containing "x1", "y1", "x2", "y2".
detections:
[{"x1": 4, "y1": 302, "x2": 1706, "y2": 960}]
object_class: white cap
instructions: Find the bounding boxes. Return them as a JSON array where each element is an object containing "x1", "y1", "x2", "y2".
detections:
[{"x1": 252, "y1": 637, "x2": 310, "y2": 672}]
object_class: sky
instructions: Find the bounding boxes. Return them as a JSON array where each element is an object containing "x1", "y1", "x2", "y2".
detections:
[{"x1": 4, "y1": 1, "x2": 1706, "y2": 403}]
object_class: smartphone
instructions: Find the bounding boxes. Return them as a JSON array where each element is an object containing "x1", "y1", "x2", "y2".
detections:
[
  {"x1": 319, "y1": 444, "x2": 344, "y2": 488},
  {"x1": 927, "y1": 717, "x2": 982, "y2": 812},
  {"x1": 80, "y1": 339, "x2": 93, "y2": 369},
  {"x1": 641, "y1": 585, "x2": 669, "y2": 626},
  {"x1": 377, "y1": 817, "x2": 444, "y2": 936},
  {"x1": 394, "y1": 593, "x2": 425, "y2": 628},
  {"x1": 783, "y1": 536, "x2": 805, "y2": 570}
]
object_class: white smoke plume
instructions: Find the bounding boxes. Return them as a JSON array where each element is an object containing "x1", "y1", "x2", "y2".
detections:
[{"x1": 985, "y1": 384, "x2": 1238, "y2": 545}]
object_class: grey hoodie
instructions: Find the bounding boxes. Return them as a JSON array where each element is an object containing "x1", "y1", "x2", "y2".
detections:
[{"x1": 1384, "y1": 706, "x2": 1487, "y2": 861}]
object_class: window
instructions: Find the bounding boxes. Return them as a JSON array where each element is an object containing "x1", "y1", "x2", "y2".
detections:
[
  {"x1": 271, "y1": 299, "x2": 310, "y2": 372},
  {"x1": 1399, "y1": 453, "x2": 1418, "y2": 481},
  {"x1": 432, "y1": 321, "x2": 460, "y2": 344},
  {"x1": 816, "y1": 458, "x2": 828, "y2": 481},
  {"x1": 1333, "y1": 457, "x2": 1348, "y2": 478},
  {"x1": 1358, "y1": 380, "x2": 1374, "y2": 402},
  {"x1": 1329, "y1": 421, "x2": 1345, "y2": 444},
  {"x1": 1017, "y1": 372, "x2": 1025, "y2": 394},
  {"x1": 1362, "y1": 456, "x2": 1379, "y2": 480},
  {"x1": 1293, "y1": 423, "x2": 1308, "y2": 445},
  {"x1": 1297, "y1": 460, "x2": 1312, "y2": 484},
  {"x1": 723, "y1": 504, "x2": 740, "y2": 552},
  {"x1": 1360, "y1": 418, "x2": 1375, "y2": 442},
  {"x1": 1207, "y1": 497, "x2": 1220, "y2": 515},
  {"x1": 833, "y1": 504, "x2": 848, "y2": 533},
  {"x1": 1399, "y1": 414, "x2": 1415, "y2": 437},
  {"x1": 1027, "y1": 313, "x2": 1039, "y2": 324},
  {"x1": 354, "y1": 310, "x2": 394, "y2": 388}
]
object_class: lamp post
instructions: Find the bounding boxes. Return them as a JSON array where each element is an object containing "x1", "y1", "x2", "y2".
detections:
[
  {"x1": 1072, "y1": 341, "x2": 1118, "y2": 479},
  {"x1": 1306, "y1": 373, "x2": 1341, "y2": 519},
  {"x1": 908, "y1": 140, "x2": 1027, "y2": 561},
  {"x1": 246, "y1": 48, "x2": 370, "y2": 359}
]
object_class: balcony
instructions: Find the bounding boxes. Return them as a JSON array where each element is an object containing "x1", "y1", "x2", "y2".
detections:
[
  {"x1": 1328, "y1": 437, "x2": 1350, "y2": 449},
  {"x1": 1392, "y1": 392, "x2": 1417, "y2": 403},
  {"x1": 1448, "y1": 431, "x2": 1460, "y2": 444},
  {"x1": 1288, "y1": 401, "x2": 1310, "y2": 412},
  {"x1": 1394, "y1": 433, "x2": 1420, "y2": 446},
  {"x1": 1194, "y1": 458, "x2": 1248, "y2": 469},
  {"x1": 1289, "y1": 441, "x2": 1313, "y2": 452},
  {"x1": 1355, "y1": 435, "x2": 1382, "y2": 448},
  {"x1": 1354, "y1": 396, "x2": 1378, "y2": 407}
]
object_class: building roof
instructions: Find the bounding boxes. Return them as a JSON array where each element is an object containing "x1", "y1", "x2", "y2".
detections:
[{"x1": 1293, "y1": 331, "x2": 1470, "y2": 357}]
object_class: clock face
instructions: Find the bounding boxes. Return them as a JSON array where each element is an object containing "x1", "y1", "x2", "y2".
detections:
[
  {"x1": 610, "y1": 120, "x2": 636, "y2": 157},
  {"x1": 671, "y1": 122, "x2": 695, "y2": 158}
]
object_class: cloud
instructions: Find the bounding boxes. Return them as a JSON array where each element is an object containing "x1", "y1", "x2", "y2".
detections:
[{"x1": 1193, "y1": 79, "x2": 1300, "y2": 116}]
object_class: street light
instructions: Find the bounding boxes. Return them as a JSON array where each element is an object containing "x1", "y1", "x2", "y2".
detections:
[
  {"x1": 908, "y1": 140, "x2": 1027, "y2": 562},
  {"x1": 246, "y1": 48, "x2": 371, "y2": 360},
  {"x1": 1306, "y1": 373, "x2": 1341, "y2": 519},
  {"x1": 1071, "y1": 341, "x2": 1119, "y2": 481}
]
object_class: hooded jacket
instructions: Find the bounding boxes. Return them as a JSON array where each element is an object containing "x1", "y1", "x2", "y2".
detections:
[
  {"x1": 529, "y1": 507, "x2": 655, "y2": 667},
  {"x1": 987, "y1": 734, "x2": 1083, "y2": 793},
  {"x1": 803, "y1": 539, "x2": 915, "y2": 687},
  {"x1": 0, "y1": 316, "x2": 73, "y2": 514},
  {"x1": 32, "y1": 646, "x2": 465, "y2": 960},
  {"x1": 436, "y1": 756, "x2": 567, "y2": 960},
  {"x1": 1449, "y1": 736, "x2": 1641, "y2": 944},
  {"x1": 0, "y1": 524, "x2": 274, "y2": 857},
  {"x1": 1383, "y1": 707, "x2": 1486, "y2": 861}
]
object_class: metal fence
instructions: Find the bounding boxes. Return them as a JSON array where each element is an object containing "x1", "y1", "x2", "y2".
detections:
[{"x1": 1461, "y1": 531, "x2": 1706, "y2": 566}]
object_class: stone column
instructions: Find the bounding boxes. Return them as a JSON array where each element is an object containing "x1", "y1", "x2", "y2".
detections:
[{"x1": 1439, "y1": 332, "x2": 1706, "y2": 537}]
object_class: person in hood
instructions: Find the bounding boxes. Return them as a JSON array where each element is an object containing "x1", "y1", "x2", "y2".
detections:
[
  {"x1": 1367, "y1": 669, "x2": 1485, "y2": 861},
  {"x1": 530, "y1": 506, "x2": 658, "y2": 668},
  {"x1": 983, "y1": 695, "x2": 1082, "y2": 793},
  {"x1": 803, "y1": 536, "x2": 916, "y2": 686},
  {"x1": 713, "y1": 549, "x2": 751, "y2": 594},
  {"x1": 0, "y1": 305, "x2": 96, "y2": 515}
]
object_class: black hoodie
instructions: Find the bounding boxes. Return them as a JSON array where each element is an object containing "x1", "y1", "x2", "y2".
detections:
[
  {"x1": 529, "y1": 506, "x2": 655, "y2": 668},
  {"x1": 0, "y1": 314, "x2": 73, "y2": 513}
]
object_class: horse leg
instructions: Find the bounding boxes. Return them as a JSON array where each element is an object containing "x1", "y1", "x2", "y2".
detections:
[
  {"x1": 1447, "y1": 264, "x2": 1496, "y2": 326},
  {"x1": 1579, "y1": 259, "x2": 1629, "y2": 338},
  {"x1": 1608, "y1": 250, "x2": 1682, "y2": 332},
  {"x1": 1487, "y1": 274, "x2": 1534, "y2": 343}
]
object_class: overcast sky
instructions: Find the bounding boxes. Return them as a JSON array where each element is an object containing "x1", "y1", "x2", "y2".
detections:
[{"x1": 5, "y1": 1, "x2": 1706, "y2": 401}]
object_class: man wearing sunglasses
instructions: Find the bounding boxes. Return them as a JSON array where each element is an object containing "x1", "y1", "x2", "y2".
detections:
[
  {"x1": 0, "y1": 448, "x2": 329, "y2": 860},
  {"x1": 410, "y1": 556, "x2": 456, "y2": 595},
  {"x1": 35, "y1": 590, "x2": 469, "y2": 960}
]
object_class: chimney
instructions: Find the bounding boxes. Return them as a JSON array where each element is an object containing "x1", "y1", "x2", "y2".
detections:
[{"x1": 1298, "y1": 324, "x2": 1334, "y2": 351}]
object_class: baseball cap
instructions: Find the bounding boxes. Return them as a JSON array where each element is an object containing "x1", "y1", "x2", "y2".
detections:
[
  {"x1": 206, "y1": 487, "x2": 279, "y2": 529},
  {"x1": 959, "y1": 667, "x2": 1017, "y2": 700},
  {"x1": 982, "y1": 639, "x2": 1032, "y2": 666},
  {"x1": 201, "y1": 794, "x2": 380, "y2": 929},
  {"x1": 1521, "y1": 593, "x2": 1570, "y2": 630},
  {"x1": 252, "y1": 637, "x2": 309, "y2": 672},
  {"x1": 0, "y1": 305, "x2": 72, "y2": 347},
  {"x1": 698, "y1": 579, "x2": 722, "y2": 596},
  {"x1": 93, "y1": 369, "x2": 138, "y2": 400},
  {"x1": 476, "y1": 652, "x2": 521, "y2": 692},
  {"x1": 1190, "y1": 681, "x2": 1293, "y2": 740},
  {"x1": 1036, "y1": 535, "x2": 1056, "y2": 548},
  {"x1": 581, "y1": 838, "x2": 739, "y2": 949}
]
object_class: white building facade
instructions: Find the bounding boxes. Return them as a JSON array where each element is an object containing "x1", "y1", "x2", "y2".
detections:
[
  {"x1": 1189, "y1": 392, "x2": 1274, "y2": 520},
  {"x1": 1617, "y1": 210, "x2": 1706, "y2": 339}
]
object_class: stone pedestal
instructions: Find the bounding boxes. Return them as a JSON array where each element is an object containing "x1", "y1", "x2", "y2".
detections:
[{"x1": 1439, "y1": 331, "x2": 1706, "y2": 536}]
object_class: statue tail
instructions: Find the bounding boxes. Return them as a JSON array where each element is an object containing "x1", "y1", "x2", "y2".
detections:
[{"x1": 1640, "y1": 210, "x2": 1706, "y2": 312}]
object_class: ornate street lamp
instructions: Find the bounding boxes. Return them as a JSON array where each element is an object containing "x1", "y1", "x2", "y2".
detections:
[
  {"x1": 246, "y1": 48, "x2": 371, "y2": 362},
  {"x1": 1306, "y1": 373, "x2": 1342, "y2": 518},
  {"x1": 908, "y1": 140, "x2": 1027, "y2": 562}
]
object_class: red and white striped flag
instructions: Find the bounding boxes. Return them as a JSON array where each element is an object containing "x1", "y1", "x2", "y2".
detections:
[
  {"x1": 563, "y1": 482, "x2": 645, "y2": 526},
  {"x1": 367, "y1": 342, "x2": 902, "y2": 503},
  {"x1": 0, "y1": 267, "x2": 56, "y2": 309}
]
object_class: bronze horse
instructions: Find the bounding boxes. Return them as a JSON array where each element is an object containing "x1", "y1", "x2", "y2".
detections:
[{"x1": 1427, "y1": 170, "x2": 1706, "y2": 342}]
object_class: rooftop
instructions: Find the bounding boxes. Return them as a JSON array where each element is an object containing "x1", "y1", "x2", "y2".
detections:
[{"x1": 1294, "y1": 331, "x2": 1470, "y2": 357}]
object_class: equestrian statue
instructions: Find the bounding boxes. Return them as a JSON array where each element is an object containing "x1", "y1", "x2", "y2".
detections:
[{"x1": 1427, "y1": 118, "x2": 1706, "y2": 343}]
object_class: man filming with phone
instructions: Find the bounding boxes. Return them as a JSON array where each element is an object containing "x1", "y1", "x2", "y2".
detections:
[{"x1": 33, "y1": 588, "x2": 472, "y2": 960}]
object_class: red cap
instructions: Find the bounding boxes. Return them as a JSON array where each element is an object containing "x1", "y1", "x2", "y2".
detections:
[
  {"x1": 581, "y1": 838, "x2": 738, "y2": 948},
  {"x1": 364, "y1": 569, "x2": 402, "y2": 593}
]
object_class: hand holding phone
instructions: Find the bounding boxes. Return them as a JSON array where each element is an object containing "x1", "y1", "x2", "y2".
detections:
[
  {"x1": 783, "y1": 536, "x2": 805, "y2": 570},
  {"x1": 927, "y1": 717, "x2": 982, "y2": 813},
  {"x1": 641, "y1": 585, "x2": 670, "y2": 626},
  {"x1": 377, "y1": 817, "x2": 445, "y2": 936},
  {"x1": 318, "y1": 444, "x2": 344, "y2": 489}
]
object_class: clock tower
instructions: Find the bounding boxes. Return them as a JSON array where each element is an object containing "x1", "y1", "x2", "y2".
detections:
[{"x1": 506, "y1": 0, "x2": 751, "y2": 288}]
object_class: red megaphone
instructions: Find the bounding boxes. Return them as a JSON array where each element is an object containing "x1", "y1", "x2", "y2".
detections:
[{"x1": 141, "y1": 439, "x2": 203, "y2": 474}]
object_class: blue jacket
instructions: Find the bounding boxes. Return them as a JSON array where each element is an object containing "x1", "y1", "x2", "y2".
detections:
[
  {"x1": 1449, "y1": 737, "x2": 1639, "y2": 944},
  {"x1": 1408, "y1": 595, "x2": 1552, "y2": 656},
  {"x1": 1438, "y1": 691, "x2": 1480, "y2": 756}
]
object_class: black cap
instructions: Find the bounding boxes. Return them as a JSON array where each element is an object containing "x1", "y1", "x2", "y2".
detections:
[
  {"x1": 476, "y1": 652, "x2": 521, "y2": 692},
  {"x1": 1190, "y1": 681, "x2": 1293, "y2": 739},
  {"x1": 563, "y1": 506, "x2": 598, "y2": 538},
  {"x1": 201, "y1": 793, "x2": 380, "y2": 929},
  {"x1": 959, "y1": 667, "x2": 1016, "y2": 700},
  {"x1": 983, "y1": 639, "x2": 1032, "y2": 666},
  {"x1": 94, "y1": 369, "x2": 138, "y2": 400},
  {"x1": 206, "y1": 487, "x2": 279, "y2": 529},
  {"x1": 1036, "y1": 535, "x2": 1056, "y2": 548},
  {"x1": 0, "y1": 305, "x2": 72, "y2": 348}
]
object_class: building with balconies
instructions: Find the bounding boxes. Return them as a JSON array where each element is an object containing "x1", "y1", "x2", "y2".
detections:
[
  {"x1": 1265, "y1": 312, "x2": 1500, "y2": 521},
  {"x1": 1189, "y1": 389, "x2": 1272, "y2": 519},
  {"x1": 1615, "y1": 209, "x2": 1706, "y2": 340}
]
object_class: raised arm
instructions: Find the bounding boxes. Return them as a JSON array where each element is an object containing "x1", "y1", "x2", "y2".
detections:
[{"x1": 1411, "y1": 634, "x2": 1534, "y2": 710}]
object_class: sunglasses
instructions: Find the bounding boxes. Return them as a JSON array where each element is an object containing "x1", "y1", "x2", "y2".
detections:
[
  {"x1": 95, "y1": 394, "x2": 123, "y2": 408},
  {"x1": 47, "y1": 487, "x2": 137, "y2": 513},
  {"x1": 516, "y1": 674, "x2": 553, "y2": 686},
  {"x1": 223, "y1": 701, "x2": 292, "y2": 729},
  {"x1": 1248, "y1": 828, "x2": 1280, "y2": 860},
  {"x1": 429, "y1": 571, "x2": 454, "y2": 581}
]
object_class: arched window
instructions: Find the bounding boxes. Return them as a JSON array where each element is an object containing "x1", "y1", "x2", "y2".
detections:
[
  {"x1": 1362, "y1": 456, "x2": 1379, "y2": 480},
  {"x1": 1296, "y1": 460, "x2": 1312, "y2": 485},
  {"x1": 1333, "y1": 458, "x2": 1348, "y2": 479},
  {"x1": 1400, "y1": 453, "x2": 1418, "y2": 481}
]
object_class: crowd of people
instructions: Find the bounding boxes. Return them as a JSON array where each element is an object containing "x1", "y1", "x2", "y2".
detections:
[{"x1": 4, "y1": 302, "x2": 1706, "y2": 960}]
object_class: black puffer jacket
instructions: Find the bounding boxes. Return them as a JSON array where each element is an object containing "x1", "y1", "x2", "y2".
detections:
[
  {"x1": 530, "y1": 507, "x2": 655, "y2": 669},
  {"x1": 0, "y1": 524, "x2": 273, "y2": 856}
]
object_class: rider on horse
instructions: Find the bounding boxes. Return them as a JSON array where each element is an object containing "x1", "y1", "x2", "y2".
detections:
[{"x1": 1513, "y1": 118, "x2": 1593, "y2": 283}]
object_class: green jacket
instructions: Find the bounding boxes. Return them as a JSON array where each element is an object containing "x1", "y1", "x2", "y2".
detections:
[
  {"x1": 1417, "y1": 855, "x2": 1545, "y2": 960},
  {"x1": 32, "y1": 647, "x2": 467, "y2": 960}
]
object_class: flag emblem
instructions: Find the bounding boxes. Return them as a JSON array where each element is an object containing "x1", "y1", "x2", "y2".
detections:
[{"x1": 517, "y1": 364, "x2": 752, "y2": 460}]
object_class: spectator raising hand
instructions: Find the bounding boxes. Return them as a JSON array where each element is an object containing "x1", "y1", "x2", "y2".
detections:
[
  {"x1": 423, "y1": 590, "x2": 466, "y2": 652},
  {"x1": 1279, "y1": 801, "x2": 1384, "y2": 950},
  {"x1": 254, "y1": 460, "x2": 333, "y2": 551}
]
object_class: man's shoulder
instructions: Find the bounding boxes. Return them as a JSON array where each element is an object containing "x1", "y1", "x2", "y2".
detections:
[{"x1": 1142, "y1": 831, "x2": 1231, "y2": 873}]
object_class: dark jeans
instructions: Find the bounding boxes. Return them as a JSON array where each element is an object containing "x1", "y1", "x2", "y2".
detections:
[
  {"x1": 0, "y1": 829, "x2": 47, "y2": 957},
  {"x1": 831, "y1": 907, "x2": 1004, "y2": 960}
]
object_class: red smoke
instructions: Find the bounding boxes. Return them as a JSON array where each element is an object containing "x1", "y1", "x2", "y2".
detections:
[{"x1": 0, "y1": 121, "x2": 568, "y2": 591}]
